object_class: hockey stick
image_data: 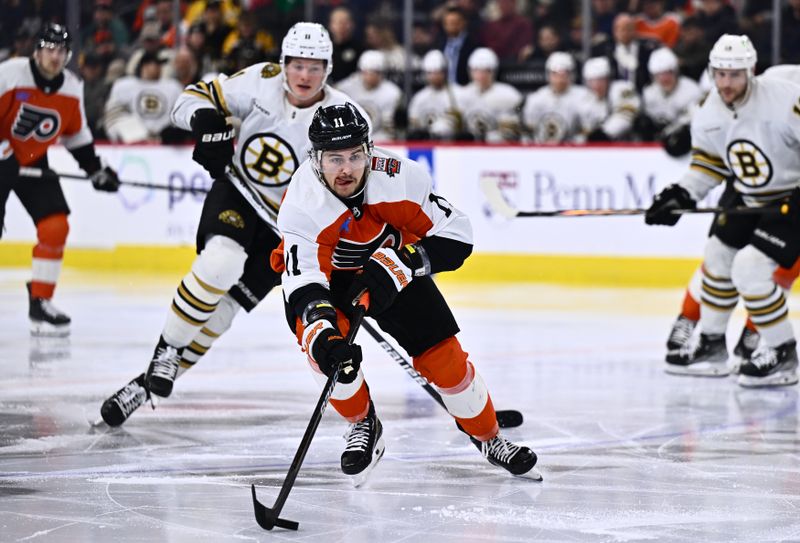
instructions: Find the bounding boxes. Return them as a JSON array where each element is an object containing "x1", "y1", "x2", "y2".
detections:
[
  {"x1": 252, "y1": 299, "x2": 368, "y2": 532},
  {"x1": 361, "y1": 319, "x2": 524, "y2": 429},
  {"x1": 479, "y1": 176, "x2": 791, "y2": 219},
  {"x1": 19, "y1": 167, "x2": 211, "y2": 194}
]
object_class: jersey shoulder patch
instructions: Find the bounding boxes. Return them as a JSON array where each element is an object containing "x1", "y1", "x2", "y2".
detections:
[
  {"x1": 260, "y1": 62, "x2": 281, "y2": 79},
  {"x1": 371, "y1": 156, "x2": 401, "y2": 177}
]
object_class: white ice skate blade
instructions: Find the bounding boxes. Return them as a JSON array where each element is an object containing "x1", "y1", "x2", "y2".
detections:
[
  {"x1": 349, "y1": 436, "x2": 386, "y2": 488},
  {"x1": 664, "y1": 361, "x2": 729, "y2": 377},
  {"x1": 737, "y1": 372, "x2": 799, "y2": 388},
  {"x1": 30, "y1": 320, "x2": 70, "y2": 337},
  {"x1": 516, "y1": 467, "x2": 543, "y2": 482}
]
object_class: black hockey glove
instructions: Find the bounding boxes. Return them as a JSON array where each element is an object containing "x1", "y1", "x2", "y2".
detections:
[
  {"x1": 90, "y1": 166, "x2": 120, "y2": 192},
  {"x1": 645, "y1": 184, "x2": 695, "y2": 226},
  {"x1": 348, "y1": 247, "x2": 417, "y2": 316},
  {"x1": 303, "y1": 321, "x2": 363, "y2": 384},
  {"x1": 586, "y1": 127, "x2": 611, "y2": 142},
  {"x1": 191, "y1": 109, "x2": 234, "y2": 179}
]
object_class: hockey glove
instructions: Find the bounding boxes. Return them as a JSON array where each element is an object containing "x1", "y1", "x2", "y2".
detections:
[
  {"x1": 90, "y1": 166, "x2": 120, "y2": 192},
  {"x1": 645, "y1": 184, "x2": 695, "y2": 226},
  {"x1": 586, "y1": 127, "x2": 611, "y2": 142},
  {"x1": 348, "y1": 247, "x2": 416, "y2": 316},
  {"x1": 191, "y1": 109, "x2": 234, "y2": 179},
  {"x1": 302, "y1": 320, "x2": 362, "y2": 384}
]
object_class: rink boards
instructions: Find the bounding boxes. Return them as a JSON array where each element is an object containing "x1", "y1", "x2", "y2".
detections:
[{"x1": 0, "y1": 143, "x2": 720, "y2": 286}]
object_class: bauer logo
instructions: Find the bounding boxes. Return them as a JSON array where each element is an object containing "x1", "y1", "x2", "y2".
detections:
[{"x1": 201, "y1": 128, "x2": 235, "y2": 143}]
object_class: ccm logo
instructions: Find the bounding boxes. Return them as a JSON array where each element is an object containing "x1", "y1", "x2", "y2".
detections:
[{"x1": 201, "y1": 128, "x2": 235, "y2": 143}]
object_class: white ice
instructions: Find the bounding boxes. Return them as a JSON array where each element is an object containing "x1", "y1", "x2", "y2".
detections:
[{"x1": 2, "y1": 268, "x2": 800, "y2": 542}]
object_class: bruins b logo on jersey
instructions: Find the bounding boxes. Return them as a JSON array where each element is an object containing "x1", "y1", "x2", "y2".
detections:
[
  {"x1": 12, "y1": 103, "x2": 61, "y2": 142},
  {"x1": 239, "y1": 132, "x2": 299, "y2": 187},
  {"x1": 726, "y1": 139, "x2": 773, "y2": 188},
  {"x1": 136, "y1": 90, "x2": 168, "y2": 119}
]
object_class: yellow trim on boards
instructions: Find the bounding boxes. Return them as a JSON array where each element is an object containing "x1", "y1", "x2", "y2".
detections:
[{"x1": 0, "y1": 244, "x2": 701, "y2": 287}]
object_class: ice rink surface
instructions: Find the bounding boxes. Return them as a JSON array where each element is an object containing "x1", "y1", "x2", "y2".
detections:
[{"x1": 2, "y1": 268, "x2": 800, "y2": 542}]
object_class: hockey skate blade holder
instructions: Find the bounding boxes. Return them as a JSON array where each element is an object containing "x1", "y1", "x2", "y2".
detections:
[{"x1": 252, "y1": 296, "x2": 369, "y2": 531}]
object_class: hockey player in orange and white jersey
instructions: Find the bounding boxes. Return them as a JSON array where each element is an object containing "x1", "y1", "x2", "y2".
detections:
[
  {"x1": 646, "y1": 35, "x2": 800, "y2": 388},
  {"x1": 276, "y1": 103, "x2": 537, "y2": 483},
  {"x1": 522, "y1": 52, "x2": 590, "y2": 144},
  {"x1": 335, "y1": 50, "x2": 402, "y2": 141},
  {"x1": 459, "y1": 48, "x2": 523, "y2": 143},
  {"x1": 407, "y1": 50, "x2": 467, "y2": 140},
  {"x1": 0, "y1": 24, "x2": 120, "y2": 337},
  {"x1": 99, "y1": 22, "x2": 369, "y2": 427},
  {"x1": 578, "y1": 56, "x2": 640, "y2": 142}
]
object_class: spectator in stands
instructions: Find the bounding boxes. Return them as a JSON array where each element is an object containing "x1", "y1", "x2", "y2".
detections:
[
  {"x1": 150, "y1": 0, "x2": 179, "y2": 48},
  {"x1": 80, "y1": 52, "x2": 111, "y2": 139},
  {"x1": 634, "y1": 0, "x2": 681, "y2": 47},
  {"x1": 437, "y1": 6, "x2": 479, "y2": 85},
  {"x1": 172, "y1": 46, "x2": 201, "y2": 87},
  {"x1": 591, "y1": 0, "x2": 622, "y2": 41},
  {"x1": 671, "y1": 16, "x2": 709, "y2": 80},
  {"x1": 185, "y1": 22, "x2": 215, "y2": 78},
  {"x1": 196, "y1": 0, "x2": 234, "y2": 73},
  {"x1": 528, "y1": 24, "x2": 565, "y2": 61},
  {"x1": 335, "y1": 50, "x2": 403, "y2": 141},
  {"x1": 81, "y1": 0, "x2": 130, "y2": 58},
  {"x1": 460, "y1": 47, "x2": 524, "y2": 142},
  {"x1": 126, "y1": 22, "x2": 173, "y2": 77},
  {"x1": 480, "y1": 0, "x2": 535, "y2": 62},
  {"x1": 532, "y1": 0, "x2": 575, "y2": 33},
  {"x1": 104, "y1": 52, "x2": 184, "y2": 144},
  {"x1": 183, "y1": 0, "x2": 240, "y2": 28},
  {"x1": 328, "y1": 6, "x2": 364, "y2": 83},
  {"x1": 408, "y1": 50, "x2": 467, "y2": 140},
  {"x1": 3, "y1": 27, "x2": 37, "y2": 61},
  {"x1": 593, "y1": 12, "x2": 658, "y2": 91},
  {"x1": 694, "y1": 0, "x2": 740, "y2": 47},
  {"x1": 579, "y1": 56, "x2": 640, "y2": 142},
  {"x1": 782, "y1": 0, "x2": 800, "y2": 64},
  {"x1": 522, "y1": 51, "x2": 589, "y2": 143},
  {"x1": 364, "y1": 18, "x2": 410, "y2": 73},
  {"x1": 222, "y1": 11, "x2": 275, "y2": 73}
]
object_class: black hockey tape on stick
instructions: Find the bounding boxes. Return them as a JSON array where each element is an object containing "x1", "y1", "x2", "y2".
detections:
[
  {"x1": 361, "y1": 319, "x2": 523, "y2": 429},
  {"x1": 19, "y1": 167, "x2": 210, "y2": 194},
  {"x1": 479, "y1": 175, "x2": 792, "y2": 219},
  {"x1": 252, "y1": 296, "x2": 368, "y2": 532}
]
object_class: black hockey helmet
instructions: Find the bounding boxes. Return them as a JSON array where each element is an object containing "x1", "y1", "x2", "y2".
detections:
[
  {"x1": 309, "y1": 102, "x2": 371, "y2": 152},
  {"x1": 36, "y1": 23, "x2": 72, "y2": 51}
]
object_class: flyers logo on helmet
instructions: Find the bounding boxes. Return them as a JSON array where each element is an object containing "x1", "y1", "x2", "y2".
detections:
[{"x1": 12, "y1": 104, "x2": 61, "y2": 142}]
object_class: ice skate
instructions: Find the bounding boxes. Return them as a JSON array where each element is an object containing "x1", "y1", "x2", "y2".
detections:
[
  {"x1": 145, "y1": 336, "x2": 182, "y2": 397},
  {"x1": 665, "y1": 333, "x2": 729, "y2": 377},
  {"x1": 100, "y1": 373, "x2": 150, "y2": 427},
  {"x1": 341, "y1": 402, "x2": 385, "y2": 487},
  {"x1": 28, "y1": 282, "x2": 70, "y2": 337},
  {"x1": 471, "y1": 432, "x2": 540, "y2": 478},
  {"x1": 729, "y1": 327, "x2": 759, "y2": 375},
  {"x1": 666, "y1": 314, "x2": 697, "y2": 355},
  {"x1": 738, "y1": 340, "x2": 799, "y2": 388}
]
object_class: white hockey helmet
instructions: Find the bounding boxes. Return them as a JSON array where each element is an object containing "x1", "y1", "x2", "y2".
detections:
[
  {"x1": 648, "y1": 47, "x2": 679, "y2": 75},
  {"x1": 708, "y1": 34, "x2": 757, "y2": 73},
  {"x1": 468, "y1": 47, "x2": 499, "y2": 72},
  {"x1": 358, "y1": 50, "x2": 385, "y2": 72},
  {"x1": 582, "y1": 57, "x2": 610, "y2": 81},
  {"x1": 280, "y1": 22, "x2": 334, "y2": 95},
  {"x1": 422, "y1": 49, "x2": 447, "y2": 73},
  {"x1": 545, "y1": 51, "x2": 575, "y2": 74}
]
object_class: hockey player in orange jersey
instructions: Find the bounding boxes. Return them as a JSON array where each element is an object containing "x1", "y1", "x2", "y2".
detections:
[
  {"x1": 0, "y1": 23, "x2": 120, "y2": 336},
  {"x1": 276, "y1": 103, "x2": 538, "y2": 484}
]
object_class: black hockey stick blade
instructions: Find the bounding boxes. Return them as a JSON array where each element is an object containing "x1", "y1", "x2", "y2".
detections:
[
  {"x1": 251, "y1": 484, "x2": 299, "y2": 531},
  {"x1": 496, "y1": 409, "x2": 523, "y2": 428}
]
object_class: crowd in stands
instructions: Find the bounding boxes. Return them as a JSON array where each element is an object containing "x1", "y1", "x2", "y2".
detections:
[{"x1": 0, "y1": 0, "x2": 798, "y2": 147}]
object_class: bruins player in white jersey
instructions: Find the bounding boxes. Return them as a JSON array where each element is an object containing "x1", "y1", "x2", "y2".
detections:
[
  {"x1": 459, "y1": 48, "x2": 523, "y2": 143},
  {"x1": 407, "y1": 50, "x2": 467, "y2": 140},
  {"x1": 578, "y1": 57, "x2": 640, "y2": 142},
  {"x1": 276, "y1": 103, "x2": 537, "y2": 483},
  {"x1": 646, "y1": 35, "x2": 800, "y2": 388},
  {"x1": 522, "y1": 52, "x2": 589, "y2": 144},
  {"x1": 335, "y1": 50, "x2": 401, "y2": 141},
  {"x1": 99, "y1": 23, "x2": 369, "y2": 426}
]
